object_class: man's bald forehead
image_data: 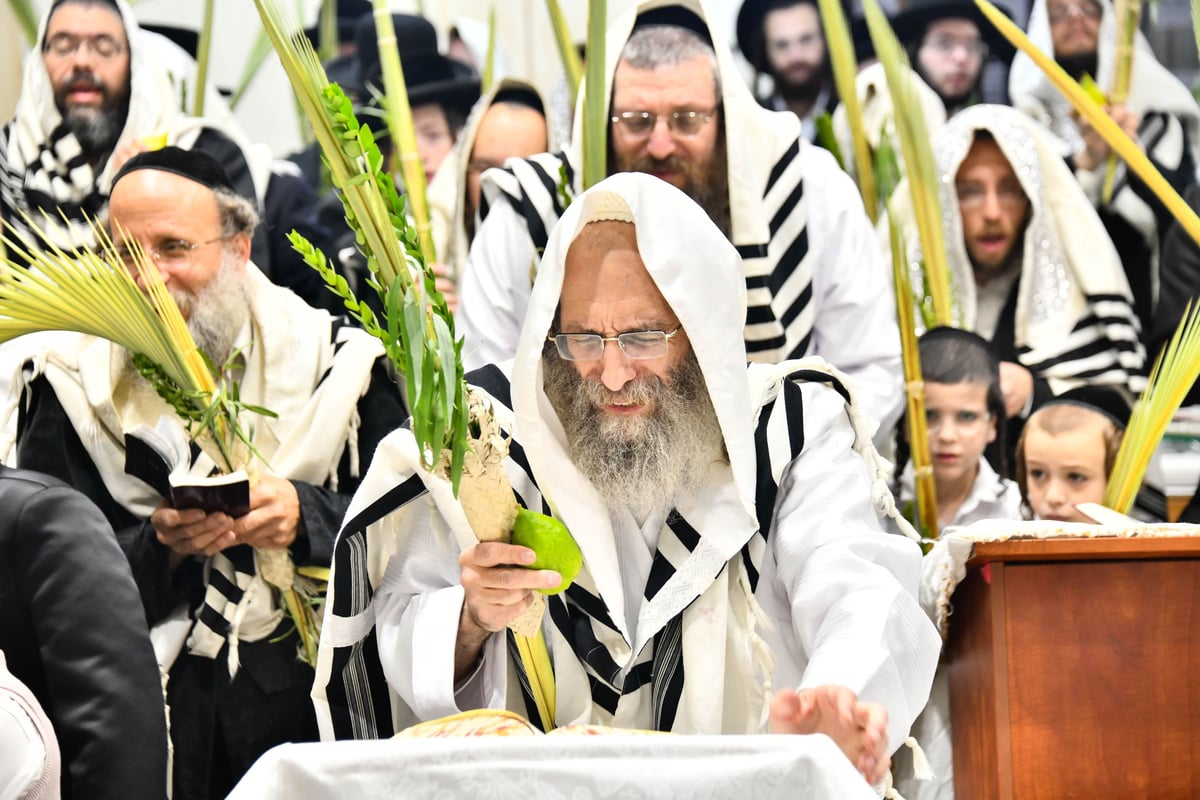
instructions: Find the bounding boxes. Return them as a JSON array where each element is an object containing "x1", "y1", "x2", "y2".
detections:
[{"x1": 569, "y1": 220, "x2": 638, "y2": 254}]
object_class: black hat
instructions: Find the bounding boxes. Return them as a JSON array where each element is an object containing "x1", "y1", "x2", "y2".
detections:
[
  {"x1": 303, "y1": 0, "x2": 372, "y2": 53},
  {"x1": 891, "y1": 0, "x2": 1016, "y2": 63},
  {"x1": 140, "y1": 23, "x2": 199, "y2": 58},
  {"x1": 636, "y1": 5, "x2": 714, "y2": 45},
  {"x1": 111, "y1": 146, "x2": 236, "y2": 194},
  {"x1": 355, "y1": 13, "x2": 480, "y2": 119},
  {"x1": 335, "y1": 0, "x2": 371, "y2": 43},
  {"x1": 738, "y1": 0, "x2": 857, "y2": 72},
  {"x1": 1042, "y1": 386, "x2": 1132, "y2": 430}
]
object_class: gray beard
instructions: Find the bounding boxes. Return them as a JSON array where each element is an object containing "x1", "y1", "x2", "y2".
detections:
[
  {"x1": 177, "y1": 254, "x2": 250, "y2": 371},
  {"x1": 542, "y1": 344, "x2": 727, "y2": 521},
  {"x1": 118, "y1": 252, "x2": 250, "y2": 388},
  {"x1": 64, "y1": 101, "x2": 127, "y2": 158}
]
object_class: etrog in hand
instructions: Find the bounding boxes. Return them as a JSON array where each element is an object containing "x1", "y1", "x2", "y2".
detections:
[{"x1": 510, "y1": 508, "x2": 582, "y2": 595}]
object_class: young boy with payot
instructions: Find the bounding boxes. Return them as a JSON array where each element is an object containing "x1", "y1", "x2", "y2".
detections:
[{"x1": 1015, "y1": 386, "x2": 1130, "y2": 522}]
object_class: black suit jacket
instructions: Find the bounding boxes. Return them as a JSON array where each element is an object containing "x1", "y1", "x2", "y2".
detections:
[{"x1": 0, "y1": 465, "x2": 167, "y2": 799}]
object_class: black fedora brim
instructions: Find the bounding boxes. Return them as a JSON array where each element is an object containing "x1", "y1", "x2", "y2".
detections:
[{"x1": 891, "y1": 1, "x2": 1017, "y2": 63}]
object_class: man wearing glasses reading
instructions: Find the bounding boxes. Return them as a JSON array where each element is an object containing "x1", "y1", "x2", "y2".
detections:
[
  {"x1": 316, "y1": 173, "x2": 940, "y2": 792},
  {"x1": 458, "y1": 0, "x2": 905, "y2": 443}
]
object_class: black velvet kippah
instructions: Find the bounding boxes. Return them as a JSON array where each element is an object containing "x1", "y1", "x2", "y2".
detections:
[
  {"x1": 111, "y1": 146, "x2": 236, "y2": 193},
  {"x1": 1044, "y1": 386, "x2": 1132, "y2": 430},
  {"x1": 633, "y1": 7, "x2": 714, "y2": 45},
  {"x1": 919, "y1": 325, "x2": 996, "y2": 359}
]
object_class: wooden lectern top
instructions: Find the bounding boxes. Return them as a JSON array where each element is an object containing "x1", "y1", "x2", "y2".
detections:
[{"x1": 965, "y1": 534, "x2": 1200, "y2": 568}]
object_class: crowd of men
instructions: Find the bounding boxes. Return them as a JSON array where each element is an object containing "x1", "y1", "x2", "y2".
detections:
[{"x1": 0, "y1": 0, "x2": 1196, "y2": 797}]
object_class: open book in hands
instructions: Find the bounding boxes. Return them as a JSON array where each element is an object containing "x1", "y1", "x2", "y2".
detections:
[{"x1": 124, "y1": 415, "x2": 250, "y2": 517}]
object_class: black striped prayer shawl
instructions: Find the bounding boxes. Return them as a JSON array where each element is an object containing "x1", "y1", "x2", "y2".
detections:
[
  {"x1": 318, "y1": 364, "x2": 849, "y2": 740},
  {"x1": 906, "y1": 106, "x2": 1148, "y2": 396},
  {"x1": 477, "y1": 146, "x2": 816, "y2": 363}
]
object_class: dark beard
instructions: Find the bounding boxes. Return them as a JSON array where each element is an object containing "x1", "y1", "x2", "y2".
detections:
[
  {"x1": 914, "y1": 61, "x2": 976, "y2": 113},
  {"x1": 775, "y1": 63, "x2": 827, "y2": 104},
  {"x1": 1056, "y1": 52, "x2": 1098, "y2": 81},
  {"x1": 609, "y1": 128, "x2": 731, "y2": 238},
  {"x1": 542, "y1": 343, "x2": 726, "y2": 520},
  {"x1": 54, "y1": 70, "x2": 129, "y2": 158},
  {"x1": 971, "y1": 239, "x2": 1025, "y2": 285}
]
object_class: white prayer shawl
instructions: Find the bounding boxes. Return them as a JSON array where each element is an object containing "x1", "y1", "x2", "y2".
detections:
[
  {"x1": 427, "y1": 78, "x2": 555, "y2": 283},
  {"x1": 831, "y1": 62, "x2": 948, "y2": 187},
  {"x1": 458, "y1": 0, "x2": 904, "y2": 438},
  {"x1": 0, "y1": 0, "x2": 271, "y2": 251},
  {"x1": 898, "y1": 458, "x2": 1023, "y2": 530},
  {"x1": 1008, "y1": 0, "x2": 1200, "y2": 243},
  {"x1": 887, "y1": 105, "x2": 1145, "y2": 395},
  {"x1": 23, "y1": 264, "x2": 384, "y2": 650},
  {"x1": 313, "y1": 174, "x2": 940, "y2": 755}
]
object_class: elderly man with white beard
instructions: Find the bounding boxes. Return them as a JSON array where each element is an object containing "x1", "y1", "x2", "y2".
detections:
[
  {"x1": 313, "y1": 173, "x2": 940, "y2": 789},
  {"x1": 12, "y1": 148, "x2": 408, "y2": 800}
]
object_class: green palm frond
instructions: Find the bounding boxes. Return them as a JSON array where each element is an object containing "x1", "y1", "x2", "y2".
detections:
[
  {"x1": 6, "y1": 0, "x2": 37, "y2": 46},
  {"x1": 1103, "y1": 303, "x2": 1200, "y2": 513},
  {"x1": 545, "y1": 0, "x2": 583, "y2": 105},
  {"x1": 865, "y1": 0, "x2": 956, "y2": 327},
  {"x1": 255, "y1": 0, "x2": 467, "y2": 490},
  {"x1": 582, "y1": 0, "x2": 608, "y2": 190}
]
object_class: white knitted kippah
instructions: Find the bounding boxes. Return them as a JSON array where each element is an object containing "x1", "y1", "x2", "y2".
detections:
[{"x1": 581, "y1": 190, "x2": 635, "y2": 224}]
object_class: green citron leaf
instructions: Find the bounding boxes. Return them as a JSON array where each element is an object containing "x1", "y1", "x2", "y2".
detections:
[{"x1": 510, "y1": 508, "x2": 582, "y2": 595}]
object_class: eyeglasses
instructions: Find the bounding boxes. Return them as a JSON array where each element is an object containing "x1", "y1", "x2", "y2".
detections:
[
  {"x1": 548, "y1": 327, "x2": 682, "y2": 362},
  {"x1": 955, "y1": 181, "x2": 1028, "y2": 211},
  {"x1": 43, "y1": 33, "x2": 126, "y2": 60},
  {"x1": 111, "y1": 236, "x2": 229, "y2": 268},
  {"x1": 1047, "y1": 1, "x2": 1102, "y2": 23},
  {"x1": 923, "y1": 34, "x2": 989, "y2": 59},
  {"x1": 611, "y1": 110, "x2": 716, "y2": 139}
]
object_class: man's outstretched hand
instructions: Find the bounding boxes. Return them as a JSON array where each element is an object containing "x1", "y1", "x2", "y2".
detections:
[{"x1": 769, "y1": 685, "x2": 889, "y2": 785}]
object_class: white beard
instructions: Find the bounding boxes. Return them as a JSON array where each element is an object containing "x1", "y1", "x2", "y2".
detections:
[{"x1": 543, "y1": 346, "x2": 727, "y2": 522}]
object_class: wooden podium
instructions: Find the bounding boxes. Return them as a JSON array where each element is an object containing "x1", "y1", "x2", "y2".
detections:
[{"x1": 945, "y1": 536, "x2": 1200, "y2": 798}]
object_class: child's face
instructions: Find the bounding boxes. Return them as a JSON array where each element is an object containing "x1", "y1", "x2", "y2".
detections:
[
  {"x1": 1022, "y1": 420, "x2": 1109, "y2": 522},
  {"x1": 925, "y1": 381, "x2": 995, "y2": 489}
]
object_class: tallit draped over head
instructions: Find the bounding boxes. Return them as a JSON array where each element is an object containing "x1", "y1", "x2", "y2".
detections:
[
  {"x1": 888, "y1": 104, "x2": 1144, "y2": 393},
  {"x1": 427, "y1": 77, "x2": 554, "y2": 278},
  {"x1": 512, "y1": 172, "x2": 758, "y2": 616},
  {"x1": 563, "y1": 0, "x2": 800, "y2": 252},
  {"x1": 472, "y1": 0, "x2": 888, "y2": 376},
  {"x1": 0, "y1": 0, "x2": 270, "y2": 250},
  {"x1": 313, "y1": 173, "x2": 795, "y2": 739},
  {"x1": 1008, "y1": 0, "x2": 1200, "y2": 165}
]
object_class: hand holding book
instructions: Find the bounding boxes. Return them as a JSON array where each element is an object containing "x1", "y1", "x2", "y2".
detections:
[{"x1": 124, "y1": 415, "x2": 251, "y2": 517}]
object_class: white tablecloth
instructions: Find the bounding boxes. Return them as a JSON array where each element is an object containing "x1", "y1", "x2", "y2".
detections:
[{"x1": 227, "y1": 734, "x2": 877, "y2": 799}]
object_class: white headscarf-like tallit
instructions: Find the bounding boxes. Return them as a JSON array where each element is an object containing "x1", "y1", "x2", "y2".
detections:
[
  {"x1": 427, "y1": 78, "x2": 555, "y2": 281},
  {"x1": 512, "y1": 173, "x2": 759, "y2": 638},
  {"x1": 563, "y1": 0, "x2": 801, "y2": 251},
  {"x1": 0, "y1": 0, "x2": 270, "y2": 251},
  {"x1": 888, "y1": 104, "x2": 1144, "y2": 393},
  {"x1": 1008, "y1": 0, "x2": 1200, "y2": 162}
]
